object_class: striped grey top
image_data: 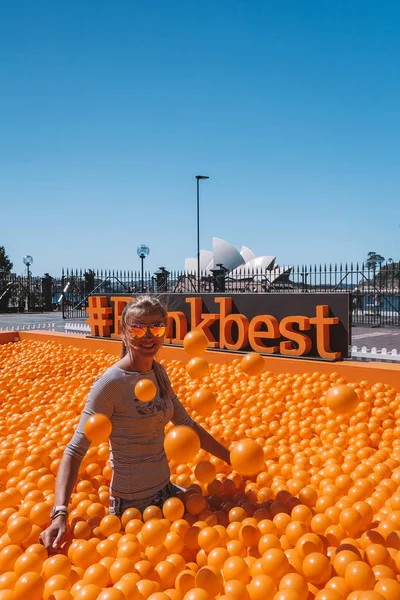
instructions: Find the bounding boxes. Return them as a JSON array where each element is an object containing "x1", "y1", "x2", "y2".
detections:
[{"x1": 65, "y1": 364, "x2": 195, "y2": 500}]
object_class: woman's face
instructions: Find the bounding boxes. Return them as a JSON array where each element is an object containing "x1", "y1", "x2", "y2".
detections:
[{"x1": 124, "y1": 310, "x2": 166, "y2": 358}]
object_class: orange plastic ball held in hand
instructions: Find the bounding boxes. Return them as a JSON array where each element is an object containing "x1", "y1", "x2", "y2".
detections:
[
  {"x1": 183, "y1": 330, "x2": 209, "y2": 357},
  {"x1": 83, "y1": 414, "x2": 112, "y2": 445},
  {"x1": 325, "y1": 384, "x2": 359, "y2": 415},
  {"x1": 164, "y1": 426, "x2": 201, "y2": 462},
  {"x1": 230, "y1": 439, "x2": 265, "y2": 476},
  {"x1": 240, "y1": 353, "x2": 264, "y2": 377}
]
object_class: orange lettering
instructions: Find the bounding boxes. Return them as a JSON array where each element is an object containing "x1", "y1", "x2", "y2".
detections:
[
  {"x1": 110, "y1": 296, "x2": 133, "y2": 338},
  {"x1": 166, "y1": 311, "x2": 188, "y2": 344},
  {"x1": 88, "y1": 294, "x2": 344, "y2": 360},
  {"x1": 248, "y1": 315, "x2": 279, "y2": 354},
  {"x1": 185, "y1": 298, "x2": 220, "y2": 348},
  {"x1": 86, "y1": 296, "x2": 113, "y2": 337},
  {"x1": 309, "y1": 304, "x2": 341, "y2": 360},
  {"x1": 279, "y1": 316, "x2": 312, "y2": 356},
  {"x1": 215, "y1": 297, "x2": 249, "y2": 350}
]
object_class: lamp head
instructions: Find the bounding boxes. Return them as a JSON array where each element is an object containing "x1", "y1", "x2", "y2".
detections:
[
  {"x1": 23, "y1": 255, "x2": 33, "y2": 267},
  {"x1": 137, "y1": 245, "x2": 150, "y2": 259}
]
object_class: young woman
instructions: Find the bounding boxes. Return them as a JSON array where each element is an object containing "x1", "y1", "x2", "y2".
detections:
[{"x1": 40, "y1": 296, "x2": 230, "y2": 550}]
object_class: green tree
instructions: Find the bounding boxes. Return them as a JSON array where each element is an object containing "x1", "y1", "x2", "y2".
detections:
[
  {"x1": 365, "y1": 251, "x2": 385, "y2": 270},
  {"x1": 0, "y1": 246, "x2": 13, "y2": 274},
  {"x1": 0, "y1": 246, "x2": 13, "y2": 311},
  {"x1": 379, "y1": 260, "x2": 400, "y2": 287}
]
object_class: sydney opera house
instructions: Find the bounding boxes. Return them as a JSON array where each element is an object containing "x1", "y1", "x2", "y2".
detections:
[{"x1": 176, "y1": 237, "x2": 292, "y2": 292}]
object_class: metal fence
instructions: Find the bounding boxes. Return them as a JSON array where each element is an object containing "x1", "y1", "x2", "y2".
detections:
[
  {"x1": 1, "y1": 262, "x2": 399, "y2": 327},
  {"x1": 0, "y1": 274, "x2": 62, "y2": 313}
]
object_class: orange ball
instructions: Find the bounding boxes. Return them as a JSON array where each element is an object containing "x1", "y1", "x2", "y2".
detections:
[
  {"x1": 279, "y1": 572, "x2": 309, "y2": 600},
  {"x1": 72, "y1": 584, "x2": 99, "y2": 599},
  {"x1": 83, "y1": 564, "x2": 110, "y2": 587},
  {"x1": 301, "y1": 552, "x2": 332, "y2": 586},
  {"x1": 194, "y1": 462, "x2": 216, "y2": 484},
  {"x1": 248, "y1": 574, "x2": 277, "y2": 599},
  {"x1": 43, "y1": 555, "x2": 71, "y2": 580},
  {"x1": 222, "y1": 556, "x2": 250, "y2": 583},
  {"x1": 344, "y1": 560, "x2": 376, "y2": 591},
  {"x1": 97, "y1": 589, "x2": 126, "y2": 600},
  {"x1": 164, "y1": 426, "x2": 201, "y2": 462},
  {"x1": 186, "y1": 357, "x2": 210, "y2": 379},
  {"x1": 43, "y1": 574, "x2": 71, "y2": 599},
  {"x1": 195, "y1": 565, "x2": 223, "y2": 596},
  {"x1": 7, "y1": 516, "x2": 32, "y2": 543},
  {"x1": 135, "y1": 379, "x2": 157, "y2": 402},
  {"x1": 325, "y1": 385, "x2": 359, "y2": 415},
  {"x1": 183, "y1": 330, "x2": 209, "y2": 356},
  {"x1": 224, "y1": 579, "x2": 249, "y2": 598},
  {"x1": 190, "y1": 389, "x2": 217, "y2": 417},
  {"x1": 99, "y1": 515, "x2": 121, "y2": 537},
  {"x1": 141, "y1": 519, "x2": 169, "y2": 546},
  {"x1": 83, "y1": 414, "x2": 112, "y2": 445},
  {"x1": 240, "y1": 353, "x2": 264, "y2": 377},
  {"x1": 12, "y1": 572, "x2": 45, "y2": 600},
  {"x1": 163, "y1": 497, "x2": 185, "y2": 521},
  {"x1": 374, "y1": 578, "x2": 400, "y2": 600},
  {"x1": 230, "y1": 439, "x2": 265, "y2": 476},
  {"x1": 46, "y1": 592, "x2": 72, "y2": 600}
]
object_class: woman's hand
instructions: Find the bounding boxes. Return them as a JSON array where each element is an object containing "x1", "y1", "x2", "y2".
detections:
[{"x1": 39, "y1": 515, "x2": 68, "y2": 551}]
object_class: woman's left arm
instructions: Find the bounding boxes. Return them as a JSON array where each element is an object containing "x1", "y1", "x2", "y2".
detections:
[{"x1": 191, "y1": 422, "x2": 231, "y2": 465}]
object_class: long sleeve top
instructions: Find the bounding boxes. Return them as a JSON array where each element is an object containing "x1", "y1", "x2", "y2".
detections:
[{"x1": 65, "y1": 363, "x2": 194, "y2": 500}]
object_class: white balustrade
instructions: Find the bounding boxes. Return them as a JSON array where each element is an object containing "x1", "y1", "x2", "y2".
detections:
[
  {"x1": 350, "y1": 345, "x2": 400, "y2": 363},
  {"x1": 64, "y1": 323, "x2": 91, "y2": 335}
]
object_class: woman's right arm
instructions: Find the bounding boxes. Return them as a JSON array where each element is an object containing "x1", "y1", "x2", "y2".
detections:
[
  {"x1": 39, "y1": 453, "x2": 82, "y2": 550},
  {"x1": 54, "y1": 453, "x2": 82, "y2": 507},
  {"x1": 39, "y1": 370, "x2": 119, "y2": 550}
]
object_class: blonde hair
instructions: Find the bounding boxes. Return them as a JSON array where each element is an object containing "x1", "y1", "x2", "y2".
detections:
[{"x1": 120, "y1": 296, "x2": 172, "y2": 398}]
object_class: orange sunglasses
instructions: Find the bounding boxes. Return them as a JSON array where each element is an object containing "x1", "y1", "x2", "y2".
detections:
[{"x1": 128, "y1": 323, "x2": 167, "y2": 339}]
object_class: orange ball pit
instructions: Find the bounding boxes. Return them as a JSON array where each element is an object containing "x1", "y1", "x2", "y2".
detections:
[{"x1": 0, "y1": 332, "x2": 400, "y2": 598}]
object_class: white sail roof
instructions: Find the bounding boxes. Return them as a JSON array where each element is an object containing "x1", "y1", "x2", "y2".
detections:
[
  {"x1": 184, "y1": 237, "x2": 291, "y2": 280},
  {"x1": 231, "y1": 255, "x2": 276, "y2": 275},
  {"x1": 240, "y1": 246, "x2": 257, "y2": 263},
  {"x1": 212, "y1": 237, "x2": 245, "y2": 272},
  {"x1": 185, "y1": 250, "x2": 214, "y2": 273},
  {"x1": 200, "y1": 250, "x2": 213, "y2": 271},
  {"x1": 184, "y1": 258, "x2": 197, "y2": 272}
]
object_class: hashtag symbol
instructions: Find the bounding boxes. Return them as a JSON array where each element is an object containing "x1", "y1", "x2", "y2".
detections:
[{"x1": 86, "y1": 296, "x2": 113, "y2": 337}]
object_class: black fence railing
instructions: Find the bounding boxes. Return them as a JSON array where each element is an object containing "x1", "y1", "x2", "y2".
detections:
[
  {"x1": 0, "y1": 273, "x2": 62, "y2": 313},
  {"x1": 1, "y1": 262, "x2": 399, "y2": 327}
]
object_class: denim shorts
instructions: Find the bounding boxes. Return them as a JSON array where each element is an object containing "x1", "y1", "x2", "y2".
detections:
[{"x1": 109, "y1": 482, "x2": 185, "y2": 517}]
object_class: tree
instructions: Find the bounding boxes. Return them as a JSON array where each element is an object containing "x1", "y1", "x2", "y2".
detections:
[
  {"x1": 365, "y1": 251, "x2": 385, "y2": 270},
  {"x1": 379, "y1": 260, "x2": 400, "y2": 287},
  {"x1": 0, "y1": 246, "x2": 13, "y2": 312},
  {"x1": 0, "y1": 246, "x2": 13, "y2": 274}
]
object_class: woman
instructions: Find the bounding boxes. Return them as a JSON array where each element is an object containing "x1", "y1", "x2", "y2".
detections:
[{"x1": 40, "y1": 296, "x2": 230, "y2": 550}]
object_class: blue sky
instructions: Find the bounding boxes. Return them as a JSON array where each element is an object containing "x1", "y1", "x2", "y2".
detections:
[{"x1": 1, "y1": 1, "x2": 399, "y2": 276}]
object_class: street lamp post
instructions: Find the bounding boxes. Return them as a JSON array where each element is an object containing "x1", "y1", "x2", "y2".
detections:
[
  {"x1": 23, "y1": 255, "x2": 33, "y2": 312},
  {"x1": 196, "y1": 175, "x2": 209, "y2": 292},
  {"x1": 137, "y1": 245, "x2": 150, "y2": 292}
]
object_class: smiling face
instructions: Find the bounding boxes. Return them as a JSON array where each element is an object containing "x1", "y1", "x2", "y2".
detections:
[{"x1": 124, "y1": 310, "x2": 167, "y2": 358}]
